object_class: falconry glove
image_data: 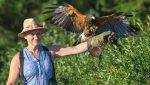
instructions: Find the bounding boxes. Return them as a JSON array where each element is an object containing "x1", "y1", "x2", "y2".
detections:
[{"x1": 87, "y1": 31, "x2": 112, "y2": 49}]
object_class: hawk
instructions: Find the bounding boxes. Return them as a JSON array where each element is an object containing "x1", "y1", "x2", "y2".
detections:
[{"x1": 43, "y1": 3, "x2": 140, "y2": 56}]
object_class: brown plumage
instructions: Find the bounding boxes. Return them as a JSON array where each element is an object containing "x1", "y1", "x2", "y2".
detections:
[
  {"x1": 43, "y1": 3, "x2": 140, "y2": 57},
  {"x1": 43, "y1": 3, "x2": 94, "y2": 35}
]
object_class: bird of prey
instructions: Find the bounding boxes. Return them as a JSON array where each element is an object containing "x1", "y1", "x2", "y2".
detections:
[{"x1": 43, "y1": 3, "x2": 140, "y2": 57}]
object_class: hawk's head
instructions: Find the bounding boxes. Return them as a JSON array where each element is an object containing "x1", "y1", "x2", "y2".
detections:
[{"x1": 86, "y1": 14, "x2": 95, "y2": 27}]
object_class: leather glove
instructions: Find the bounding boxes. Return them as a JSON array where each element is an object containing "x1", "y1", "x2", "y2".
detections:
[{"x1": 87, "y1": 31, "x2": 113, "y2": 49}]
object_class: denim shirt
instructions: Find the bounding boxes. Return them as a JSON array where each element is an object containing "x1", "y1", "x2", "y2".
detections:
[{"x1": 20, "y1": 46, "x2": 53, "y2": 85}]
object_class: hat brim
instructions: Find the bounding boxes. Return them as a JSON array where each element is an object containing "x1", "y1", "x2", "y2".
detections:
[{"x1": 18, "y1": 28, "x2": 45, "y2": 39}]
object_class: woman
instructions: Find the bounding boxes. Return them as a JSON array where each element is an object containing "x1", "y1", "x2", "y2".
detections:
[{"x1": 6, "y1": 17, "x2": 111, "y2": 85}]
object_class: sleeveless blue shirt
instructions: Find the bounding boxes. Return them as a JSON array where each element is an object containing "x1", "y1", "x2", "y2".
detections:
[{"x1": 20, "y1": 46, "x2": 54, "y2": 85}]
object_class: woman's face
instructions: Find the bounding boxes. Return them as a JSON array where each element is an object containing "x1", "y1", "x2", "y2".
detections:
[{"x1": 24, "y1": 31, "x2": 43, "y2": 46}]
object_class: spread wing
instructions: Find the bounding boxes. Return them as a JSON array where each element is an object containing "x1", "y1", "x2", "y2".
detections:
[
  {"x1": 43, "y1": 3, "x2": 89, "y2": 33},
  {"x1": 92, "y1": 13, "x2": 140, "y2": 38},
  {"x1": 73, "y1": 13, "x2": 140, "y2": 46},
  {"x1": 87, "y1": 13, "x2": 140, "y2": 57}
]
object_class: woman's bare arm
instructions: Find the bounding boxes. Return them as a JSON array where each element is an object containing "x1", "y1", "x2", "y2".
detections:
[
  {"x1": 6, "y1": 53, "x2": 20, "y2": 85},
  {"x1": 48, "y1": 41, "x2": 88, "y2": 57}
]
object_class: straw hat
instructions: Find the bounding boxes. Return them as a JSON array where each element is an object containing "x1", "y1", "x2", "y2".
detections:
[{"x1": 18, "y1": 17, "x2": 46, "y2": 39}]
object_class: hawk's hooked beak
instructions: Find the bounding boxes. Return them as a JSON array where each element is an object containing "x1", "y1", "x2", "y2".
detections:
[
  {"x1": 91, "y1": 16, "x2": 95, "y2": 20},
  {"x1": 87, "y1": 14, "x2": 95, "y2": 20}
]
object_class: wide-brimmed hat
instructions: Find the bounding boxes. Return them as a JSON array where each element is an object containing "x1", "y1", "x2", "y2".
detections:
[{"x1": 18, "y1": 17, "x2": 46, "y2": 39}]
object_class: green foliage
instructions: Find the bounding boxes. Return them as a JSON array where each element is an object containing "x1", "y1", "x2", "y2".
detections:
[
  {"x1": 0, "y1": 0, "x2": 150, "y2": 84},
  {"x1": 41, "y1": 15, "x2": 150, "y2": 85}
]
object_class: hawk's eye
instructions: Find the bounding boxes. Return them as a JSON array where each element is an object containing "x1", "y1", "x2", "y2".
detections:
[{"x1": 87, "y1": 21, "x2": 92, "y2": 27}]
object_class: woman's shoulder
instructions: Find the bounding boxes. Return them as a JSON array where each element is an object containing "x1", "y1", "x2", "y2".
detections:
[
  {"x1": 14, "y1": 52, "x2": 21, "y2": 58},
  {"x1": 11, "y1": 52, "x2": 20, "y2": 65}
]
